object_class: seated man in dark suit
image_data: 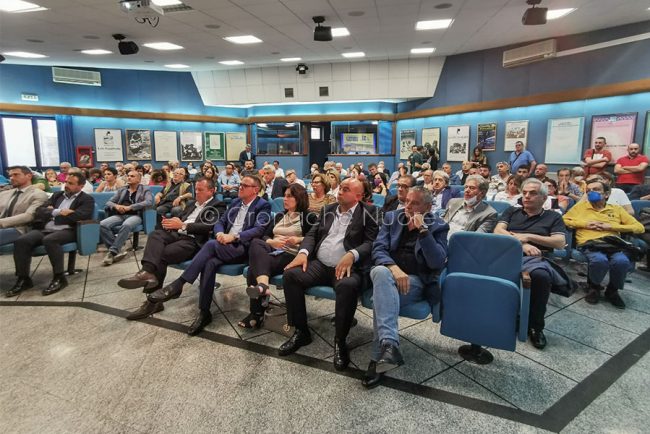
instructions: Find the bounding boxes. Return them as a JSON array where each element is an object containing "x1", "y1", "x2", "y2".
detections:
[
  {"x1": 280, "y1": 178, "x2": 379, "y2": 371},
  {"x1": 381, "y1": 174, "x2": 415, "y2": 215},
  {"x1": 238, "y1": 144, "x2": 256, "y2": 168},
  {"x1": 9, "y1": 172, "x2": 95, "y2": 297},
  {"x1": 119, "y1": 178, "x2": 224, "y2": 319},
  {"x1": 261, "y1": 164, "x2": 289, "y2": 200},
  {"x1": 147, "y1": 175, "x2": 271, "y2": 335},
  {"x1": 362, "y1": 187, "x2": 448, "y2": 388},
  {"x1": 0, "y1": 166, "x2": 48, "y2": 246}
]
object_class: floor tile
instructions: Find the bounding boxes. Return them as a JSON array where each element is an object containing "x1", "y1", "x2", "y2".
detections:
[
  {"x1": 566, "y1": 298, "x2": 650, "y2": 334},
  {"x1": 247, "y1": 327, "x2": 334, "y2": 359},
  {"x1": 15, "y1": 282, "x2": 84, "y2": 302},
  {"x1": 398, "y1": 320, "x2": 465, "y2": 366},
  {"x1": 308, "y1": 312, "x2": 374, "y2": 349},
  {"x1": 423, "y1": 367, "x2": 516, "y2": 408}
]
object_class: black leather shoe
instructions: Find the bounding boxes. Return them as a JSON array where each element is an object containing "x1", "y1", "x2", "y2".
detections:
[
  {"x1": 333, "y1": 338, "x2": 350, "y2": 371},
  {"x1": 187, "y1": 311, "x2": 212, "y2": 336},
  {"x1": 42, "y1": 276, "x2": 67, "y2": 296},
  {"x1": 529, "y1": 329, "x2": 547, "y2": 350},
  {"x1": 278, "y1": 329, "x2": 312, "y2": 356},
  {"x1": 376, "y1": 341, "x2": 404, "y2": 373},
  {"x1": 605, "y1": 290, "x2": 626, "y2": 309},
  {"x1": 147, "y1": 281, "x2": 183, "y2": 303},
  {"x1": 126, "y1": 301, "x2": 164, "y2": 320},
  {"x1": 118, "y1": 271, "x2": 159, "y2": 290},
  {"x1": 5, "y1": 277, "x2": 33, "y2": 298},
  {"x1": 362, "y1": 361, "x2": 384, "y2": 389}
]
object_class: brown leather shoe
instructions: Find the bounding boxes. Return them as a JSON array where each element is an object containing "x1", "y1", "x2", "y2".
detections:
[{"x1": 118, "y1": 271, "x2": 158, "y2": 290}]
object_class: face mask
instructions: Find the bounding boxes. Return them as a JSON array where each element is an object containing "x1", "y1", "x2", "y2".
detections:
[
  {"x1": 574, "y1": 176, "x2": 584, "y2": 182},
  {"x1": 374, "y1": 179, "x2": 382, "y2": 186},
  {"x1": 465, "y1": 196, "x2": 478, "y2": 206},
  {"x1": 587, "y1": 191, "x2": 603, "y2": 203}
]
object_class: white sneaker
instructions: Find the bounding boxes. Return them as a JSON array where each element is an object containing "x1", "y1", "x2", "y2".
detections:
[
  {"x1": 102, "y1": 252, "x2": 114, "y2": 266},
  {"x1": 113, "y1": 250, "x2": 129, "y2": 264}
]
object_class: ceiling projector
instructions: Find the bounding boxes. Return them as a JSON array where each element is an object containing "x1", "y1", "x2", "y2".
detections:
[
  {"x1": 313, "y1": 16, "x2": 332, "y2": 42},
  {"x1": 522, "y1": 0, "x2": 547, "y2": 25},
  {"x1": 120, "y1": 0, "x2": 164, "y2": 19}
]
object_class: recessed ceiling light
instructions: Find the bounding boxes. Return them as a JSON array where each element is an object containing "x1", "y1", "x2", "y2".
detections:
[
  {"x1": 348, "y1": 11, "x2": 364, "y2": 17},
  {"x1": 26, "y1": 39, "x2": 44, "y2": 43},
  {"x1": 205, "y1": 24, "x2": 220, "y2": 29},
  {"x1": 223, "y1": 35, "x2": 262, "y2": 44},
  {"x1": 205, "y1": 56, "x2": 215, "y2": 59},
  {"x1": 271, "y1": 51, "x2": 280, "y2": 55},
  {"x1": 332, "y1": 27, "x2": 350, "y2": 37},
  {"x1": 144, "y1": 60, "x2": 155, "y2": 63},
  {"x1": 342, "y1": 52, "x2": 365, "y2": 58},
  {"x1": 165, "y1": 63, "x2": 189, "y2": 68},
  {"x1": 411, "y1": 47, "x2": 435, "y2": 54},
  {"x1": 219, "y1": 60, "x2": 244, "y2": 65},
  {"x1": 0, "y1": 0, "x2": 46, "y2": 12},
  {"x1": 143, "y1": 42, "x2": 184, "y2": 50},
  {"x1": 546, "y1": 8, "x2": 576, "y2": 20},
  {"x1": 151, "y1": 0, "x2": 182, "y2": 6},
  {"x1": 3, "y1": 51, "x2": 47, "y2": 58},
  {"x1": 281, "y1": 57, "x2": 302, "y2": 62},
  {"x1": 416, "y1": 19, "x2": 453, "y2": 30},
  {"x1": 435, "y1": 3, "x2": 453, "y2": 9},
  {"x1": 81, "y1": 49, "x2": 112, "y2": 55}
]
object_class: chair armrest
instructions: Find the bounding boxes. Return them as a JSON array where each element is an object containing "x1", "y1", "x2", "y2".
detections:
[
  {"x1": 521, "y1": 271, "x2": 531, "y2": 289},
  {"x1": 518, "y1": 271, "x2": 531, "y2": 342},
  {"x1": 142, "y1": 208, "x2": 156, "y2": 234},
  {"x1": 76, "y1": 220, "x2": 100, "y2": 256}
]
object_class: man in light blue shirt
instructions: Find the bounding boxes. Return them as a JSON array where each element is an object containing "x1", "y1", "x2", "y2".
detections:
[
  {"x1": 509, "y1": 141, "x2": 537, "y2": 174},
  {"x1": 218, "y1": 163, "x2": 240, "y2": 198}
]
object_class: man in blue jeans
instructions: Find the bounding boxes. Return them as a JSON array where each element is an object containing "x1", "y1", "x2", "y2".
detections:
[{"x1": 362, "y1": 186, "x2": 448, "y2": 389}]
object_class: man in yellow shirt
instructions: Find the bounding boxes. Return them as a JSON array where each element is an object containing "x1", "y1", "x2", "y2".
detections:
[{"x1": 563, "y1": 179, "x2": 644, "y2": 308}]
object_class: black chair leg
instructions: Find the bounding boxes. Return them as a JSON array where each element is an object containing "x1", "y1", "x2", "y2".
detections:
[
  {"x1": 131, "y1": 232, "x2": 143, "y2": 251},
  {"x1": 458, "y1": 343, "x2": 494, "y2": 365},
  {"x1": 65, "y1": 252, "x2": 82, "y2": 275}
]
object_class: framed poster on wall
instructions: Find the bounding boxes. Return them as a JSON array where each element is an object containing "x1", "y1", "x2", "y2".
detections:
[
  {"x1": 477, "y1": 122, "x2": 497, "y2": 151},
  {"x1": 446, "y1": 125, "x2": 470, "y2": 162},
  {"x1": 180, "y1": 131, "x2": 203, "y2": 161},
  {"x1": 204, "y1": 132, "x2": 225, "y2": 161},
  {"x1": 644, "y1": 111, "x2": 650, "y2": 156},
  {"x1": 94, "y1": 128, "x2": 123, "y2": 161},
  {"x1": 504, "y1": 120, "x2": 528, "y2": 151},
  {"x1": 399, "y1": 129, "x2": 416, "y2": 160},
  {"x1": 590, "y1": 113, "x2": 637, "y2": 163},
  {"x1": 76, "y1": 146, "x2": 93, "y2": 168},
  {"x1": 421, "y1": 127, "x2": 440, "y2": 153},
  {"x1": 226, "y1": 132, "x2": 247, "y2": 162},
  {"x1": 153, "y1": 131, "x2": 178, "y2": 162},
  {"x1": 544, "y1": 117, "x2": 584, "y2": 164},
  {"x1": 125, "y1": 129, "x2": 152, "y2": 160}
]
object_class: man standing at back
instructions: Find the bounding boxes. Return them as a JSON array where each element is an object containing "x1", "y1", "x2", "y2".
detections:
[
  {"x1": 583, "y1": 137, "x2": 612, "y2": 176},
  {"x1": 238, "y1": 144, "x2": 256, "y2": 168},
  {"x1": 614, "y1": 143, "x2": 648, "y2": 194},
  {"x1": 0, "y1": 166, "x2": 48, "y2": 246},
  {"x1": 509, "y1": 141, "x2": 537, "y2": 175}
]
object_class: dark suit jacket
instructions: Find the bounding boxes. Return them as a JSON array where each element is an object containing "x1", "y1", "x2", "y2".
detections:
[
  {"x1": 438, "y1": 186, "x2": 462, "y2": 209},
  {"x1": 238, "y1": 150, "x2": 256, "y2": 168},
  {"x1": 214, "y1": 196, "x2": 271, "y2": 248},
  {"x1": 300, "y1": 201, "x2": 379, "y2": 273},
  {"x1": 33, "y1": 191, "x2": 95, "y2": 230},
  {"x1": 263, "y1": 178, "x2": 289, "y2": 201},
  {"x1": 381, "y1": 194, "x2": 401, "y2": 215},
  {"x1": 372, "y1": 209, "x2": 449, "y2": 304},
  {"x1": 180, "y1": 196, "x2": 225, "y2": 246}
]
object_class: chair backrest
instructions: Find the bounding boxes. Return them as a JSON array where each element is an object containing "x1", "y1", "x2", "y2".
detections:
[
  {"x1": 450, "y1": 184, "x2": 464, "y2": 196},
  {"x1": 271, "y1": 197, "x2": 285, "y2": 214},
  {"x1": 372, "y1": 193, "x2": 385, "y2": 207},
  {"x1": 90, "y1": 192, "x2": 115, "y2": 211},
  {"x1": 631, "y1": 200, "x2": 650, "y2": 216},
  {"x1": 148, "y1": 185, "x2": 164, "y2": 196},
  {"x1": 484, "y1": 200, "x2": 512, "y2": 218},
  {"x1": 388, "y1": 186, "x2": 397, "y2": 196},
  {"x1": 447, "y1": 232, "x2": 522, "y2": 284}
]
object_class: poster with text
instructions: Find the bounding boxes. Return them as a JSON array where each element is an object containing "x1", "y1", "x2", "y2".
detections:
[
  {"x1": 180, "y1": 131, "x2": 204, "y2": 161},
  {"x1": 94, "y1": 128, "x2": 123, "y2": 162},
  {"x1": 590, "y1": 113, "x2": 637, "y2": 163},
  {"x1": 204, "y1": 132, "x2": 226, "y2": 161},
  {"x1": 644, "y1": 112, "x2": 650, "y2": 157},
  {"x1": 125, "y1": 129, "x2": 152, "y2": 160},
  {"x1": 504, "y1": 120, "x2": 528, "y2": 151},
  {"x1": 477, "y1": 122, "x2": 497, "y2": 151},
  {"x1": 421, "y1": 127, "x2": 440, "y2": 155},
  {"x1": 545, "y1": 117, "x2": 584, "y2": 164},
  {"x1": 399, "y1": 129, "x2": 416, "y2": 160},
  {"x1": 226, "y1": 132, "x2": 247, "y2": 162},
  {"x1": 341, "y1": 133, "x2": 375, "y2": 153},
  {"x1": 153, "y1": 131, "x2": 178, "y2": 162},
  {"x1": 446, "y1": 125, "x2": 470, "y2": 162}
]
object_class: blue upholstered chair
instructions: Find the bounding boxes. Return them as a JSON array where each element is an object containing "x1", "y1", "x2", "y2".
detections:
[
  {"x1": 372, "y1": 193, "x2": 385, "y2": 207},
  {"x1": 91, "y1": 192, "x2": 116, "y2": 220},
  {"x1": 271, "y1": 197, "x2": 285, "y2": 214},
  {"x1": 484, "y1": 200, "x2": 512, "y2": 218},
  {"x1": 440, "y1": 232, "x2": 530, "y2": 364},
  {"x1": 148, "y1": 185, "x2": 164, "y2": 196},
  {"x1": 449, "y1": 185, "x2": 464, "y2": 196}
]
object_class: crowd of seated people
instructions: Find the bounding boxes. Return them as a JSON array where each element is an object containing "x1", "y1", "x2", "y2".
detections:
[{"x1": 0, "y1": 139, "x2": 648, "y2": 389}]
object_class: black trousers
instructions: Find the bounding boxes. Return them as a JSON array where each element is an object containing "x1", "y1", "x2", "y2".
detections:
[
  {"x1": 13, "y1": 229, "x2": 77, "y2": 277},
  {"x1": 283, "y1": 258, "x2": 361, "y2": 340},
  {"x1": 246, "y1": 238, "x2": 295, "y2": 314},
  {"x1": 141, "y1": 229, "x2": 201, "y2": 290},
  {"x1": 529, "y1": 268, "x2": 552, "y2": 331}
]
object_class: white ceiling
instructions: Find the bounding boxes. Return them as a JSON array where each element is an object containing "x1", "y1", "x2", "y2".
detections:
[{"x1": 0, "y1": 0, "x2": 649, "y2": 72}]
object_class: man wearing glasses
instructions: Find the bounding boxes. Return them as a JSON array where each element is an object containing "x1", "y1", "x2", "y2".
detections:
[
  {"x1": 382, "y1": 174, "x2": 416, "y2": 215},
  {"x1": 583, "y1": 137, "x2": 612, "y2": 176},
  {"x1": 147, "y1": 175, "x2": 271, "y2": 335}
]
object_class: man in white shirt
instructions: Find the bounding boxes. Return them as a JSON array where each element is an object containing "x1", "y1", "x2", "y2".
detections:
[
  {"x1": 273, "y1": 160, "x2": 285, "y2": 178},
  {"x1": 335, "y1": 162, "x2": 348, "y2": 177},
  {"x1": 217, "y1": 163, "x2": 241, "y2": 198}
]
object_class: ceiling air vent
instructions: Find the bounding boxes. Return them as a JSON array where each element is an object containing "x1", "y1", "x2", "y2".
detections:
[
  {"x1": 502, "y1": 39, "x2": 557, "y2": 68},
  {"x1": 52, "y1": 66, "x2": 102, "y2": 86},
  {"x1": 319, "y1": 86, "x2": 329, "y2": 97},
  {"x1": 284, "y1": 87, "x2": 294, "y2": 98}
]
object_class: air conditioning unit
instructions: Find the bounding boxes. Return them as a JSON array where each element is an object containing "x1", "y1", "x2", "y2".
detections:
[
  {"x1": 52, "y1": 67, "x2": 102, "y2": 86},
  {"x1": 502, "y1": 39, "x2": 557, "y2": 68}
]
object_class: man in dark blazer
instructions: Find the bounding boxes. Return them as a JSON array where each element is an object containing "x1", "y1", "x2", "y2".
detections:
[
  {"x1": 238, "y1": 144, "x2": 256, "y2": 168},
  {"x1": 261, "y1": 164, "x2": 289, "y2": 200},
  {"x1": 382, "y1": 174, "x2": 415, "y2": 215},
  {"x1": 280, "y1": 178, "x2": 379, "y2": 371},
  {"x1": 362, "y1": 187, "x2": 448, "y2": 388},
  {"x1": 8, "y1": 172, "x2": 95, "y2": 297},
  {"x1": 119, "y1": 178, "x2": 225, "y2": 319},
  {"x1": 148, "y1": 175, "x2": 271, "y2": 335}
]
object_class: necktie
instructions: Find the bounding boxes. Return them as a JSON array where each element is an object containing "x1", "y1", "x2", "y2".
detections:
[{"x1": 2, "y1": 190, "x2": 22, "y2": 218}]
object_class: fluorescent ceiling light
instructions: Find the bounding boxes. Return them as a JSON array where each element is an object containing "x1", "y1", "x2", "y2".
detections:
[
  {"x1": 331, "y1": 27, "x2": 350, "y2": 37},
  {"x1": 257, "y1": 123, "x2": 268, "y2": 128},
  {"x1": 3, "y1": 51, "x2": 47, "y2": 58},
  {"x1": 165, "y1": 64, "x2": 189, "y2": 68},
  {"x1": 152, "y1": 0, "x2": 182, "y2": 6},
  {"x1": 223, "y1": 35, "x2": 262, "y2": 44},
  {"x1": 342, "y1": 51, "x2": 365, "y2": 58},
  {"x1": 411, "y1": 47, "x2": 436, "y2": 54},
  {"x1": 219, "y1": 60, "x2": 244, "y2": 65},
  {"x1": 81, "y1": 49, "x2": 112, "y2": 55},
  {"x1": 546, "y1": 8, "x2": 576, "y2": 20},
  {"x1": 0, "y1": 0, "x2": 45, "y2": 12},
  {"x1": 143, "y1": 42, "x2": 184, "y2": 50},
  {"x1": 281, "y1": 57, "x2": 302, "y2": 62},
  {"x1": 416, "y1": 19, "x2": 453, "y2": 30}
]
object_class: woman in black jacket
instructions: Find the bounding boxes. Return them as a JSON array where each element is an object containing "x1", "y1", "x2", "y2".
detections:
[{"x1": 238, "y1": 183, "x2": 316, "y2": 329}]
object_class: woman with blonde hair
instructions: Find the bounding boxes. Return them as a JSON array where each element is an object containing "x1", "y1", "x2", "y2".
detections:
[
  {"x1": 326, "y1": 169, "x2": 341, "y2": 197},
  {"x1": 308, "y1": 172, "x2": 335, "y2": 212}
]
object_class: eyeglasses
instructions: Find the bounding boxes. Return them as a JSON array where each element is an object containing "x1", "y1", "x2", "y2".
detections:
[
  {"x1": 239, "y1": 184, "x2": 257, "y2": 189},
  {"x1": 397, "y1": 184, "x2": 411, "y2": 189}
]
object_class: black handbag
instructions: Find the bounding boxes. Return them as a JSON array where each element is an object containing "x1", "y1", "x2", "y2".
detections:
[{"x1": 581, "y1": 235, "x2": 645, "y2": 262}]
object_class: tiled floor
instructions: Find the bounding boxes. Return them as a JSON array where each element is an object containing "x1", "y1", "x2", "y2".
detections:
[{"x1": 0, "y1": 242, "x2": 649, "y2": 432}]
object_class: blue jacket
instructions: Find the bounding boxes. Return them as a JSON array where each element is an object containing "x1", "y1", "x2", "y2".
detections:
[
  {"x1": 214, "y1": 196, "x2": 271, "y2": 248},
  {"x1": 439, "y1": 186, "x2": 462, "y2": 209},
  {"x1": 372, "y1": 209, "x2": 449, "y2": 305}
]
